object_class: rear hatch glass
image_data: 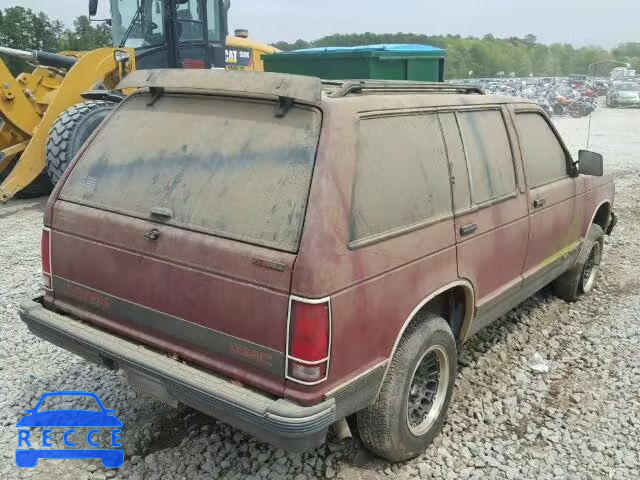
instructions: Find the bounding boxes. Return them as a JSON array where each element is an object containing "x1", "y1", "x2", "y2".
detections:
[{"x1": 60, "y1": 93, "x2": 321, "y2": 252}]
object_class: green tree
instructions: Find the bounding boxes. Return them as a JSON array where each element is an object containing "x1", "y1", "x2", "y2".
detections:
[
  {"x1": 0, "y1": 7, "x2": 111, "y2": 75},
  {"x1": 0, "y1": 6, "x2": 64, "y2": 74},
  {"x1": 59, "y1": 15, "x2": 112, "y2": 51},
  {"x1": 271, "y1": 32, "x2": 632, "y2": 79}
]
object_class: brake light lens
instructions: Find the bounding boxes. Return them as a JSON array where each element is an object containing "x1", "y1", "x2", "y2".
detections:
[
  {"x1": 287, "y1": 299, "x2": 331, "y2": 384},
  {"x1": 41, "y1": 228, "x2": 51, "y2": 290}
]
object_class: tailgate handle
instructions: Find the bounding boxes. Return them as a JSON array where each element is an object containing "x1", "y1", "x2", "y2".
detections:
[
  {"x1": 144, "y1": 228, "x2": 161, "y2": 241},
  {"x1": 151, "y1": 207, "x2": 173, "y2": 220}
]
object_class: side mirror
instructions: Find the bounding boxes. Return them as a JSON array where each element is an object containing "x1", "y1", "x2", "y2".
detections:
[
  {"x1": 578, "y1": 150, "x2": 603, "y2": 177},
  {"x1": 89, "y1": 0, "x2": 98, "y2": 17},
  {"x1": 224, "y1": 0, "x2": 231, "y2": 11}
]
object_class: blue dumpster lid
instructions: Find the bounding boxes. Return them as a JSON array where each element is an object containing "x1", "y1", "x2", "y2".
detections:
[{"x1": 286, "y1": 44, "x2": 445, "y2": 55}]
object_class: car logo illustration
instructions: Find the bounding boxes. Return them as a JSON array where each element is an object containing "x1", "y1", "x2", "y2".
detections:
[{"x1": 15, "y1": 391, "x2": 124, "y2": 468}]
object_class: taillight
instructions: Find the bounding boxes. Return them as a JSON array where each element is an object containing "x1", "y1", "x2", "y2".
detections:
[
  {"x1": 41, "y1": 228, "x2": 52, "y2": 290},
  {"x1": 287, "y1": 297, "x2": 331, "y2": 385}
]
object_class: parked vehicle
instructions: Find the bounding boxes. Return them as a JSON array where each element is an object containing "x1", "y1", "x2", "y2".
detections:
[
  {"x1": 20, "y1": 71, "x2": 616, "y2": 462},
  {"x1": 555, "y1": 95, "x2": 597, "y2": 118},
  {"x1": 606, "y1": 82, "x2": 640, "y2": 108}
]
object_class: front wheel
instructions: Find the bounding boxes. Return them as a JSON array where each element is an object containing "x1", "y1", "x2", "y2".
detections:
[
  {"x1": 553, "y1": 224, "x2": 604, "y2": 302},
  {"x1": 357, "y1": 313, "x2": 457, "y2": 461}
]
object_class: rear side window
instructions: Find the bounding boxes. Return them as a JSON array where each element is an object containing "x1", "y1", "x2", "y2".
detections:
[
  {"x1": 351, "y1": 114, "x2": 452, "y2": 243},
  {"x1": 457, "y1": 110, "x2": 516, "y2": 204},
  {"x1": 515, "y1": 112, "x2": 569, "y2": 188},
  {"x1": 60, "y1": 94, "x2": 320, "y2": 253}
]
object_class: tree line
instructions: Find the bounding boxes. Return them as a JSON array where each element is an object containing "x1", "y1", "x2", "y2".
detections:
[
  {"x1": 273, "y1": 33, "x2": 640, "y2": 79},
  {"x1": 1, "y1": 6, "x2": 639, "y2": 80},
  {"x1": 0, "y1": 6, "x2": 110, "y2": 75}
]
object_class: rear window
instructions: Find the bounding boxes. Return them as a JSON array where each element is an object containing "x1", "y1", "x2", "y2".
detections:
[{"x1": 60, "y1": 94, "x2": 321, "y2": 252}]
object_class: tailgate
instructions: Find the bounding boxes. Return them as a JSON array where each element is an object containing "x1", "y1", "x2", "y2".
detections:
[{"x1": 47, "y1": 93, "x2": 321, "y2": 396}]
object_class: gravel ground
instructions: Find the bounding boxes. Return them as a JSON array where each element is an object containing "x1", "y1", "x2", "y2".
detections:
[{"x1": 1, "y1": 105, "x2": 639, "y2": 480}]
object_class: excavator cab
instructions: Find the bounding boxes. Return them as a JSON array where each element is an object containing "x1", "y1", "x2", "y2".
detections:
[{"x1": 100, "y1": 0, "x2": 229, "y2": 69}]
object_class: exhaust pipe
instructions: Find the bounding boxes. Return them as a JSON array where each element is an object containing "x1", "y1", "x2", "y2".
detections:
[{"x1": 332, "y1": 418, "x2": 353, "y2": 441}]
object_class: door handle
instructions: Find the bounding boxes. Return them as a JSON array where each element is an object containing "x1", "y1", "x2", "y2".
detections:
[
  {"x1": 151, "y1": 207, "x2": 173, "y2": 220},
  {"x1": 460, "y1": 223, "x2": 478, "y2": 236},
  {"x1": 144, "y1": 228, "x2": 160, "y2": 241},
  {"x1": 533, "y1": 198, "x2": 546, "y2": 209}
]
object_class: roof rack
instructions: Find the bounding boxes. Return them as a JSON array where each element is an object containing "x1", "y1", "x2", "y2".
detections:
[{"x1": 324, "y1": 80, "x2": 485, "y2": 98}]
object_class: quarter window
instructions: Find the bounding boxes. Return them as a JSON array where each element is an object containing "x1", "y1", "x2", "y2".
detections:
[
  {"x1": 457, "y1": 110, "x2": 517, "y2": 204},
  {"x1": 351, "y1": 114, "x2": 452, "y2": 243},
  {"x1": 516, "y1": 113, "x2": 569, "y2": 188}
]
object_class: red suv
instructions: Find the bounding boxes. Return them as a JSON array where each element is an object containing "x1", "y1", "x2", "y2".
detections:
[{"x1": 20, "y1": 70, "x2": 616, "y2": 461}]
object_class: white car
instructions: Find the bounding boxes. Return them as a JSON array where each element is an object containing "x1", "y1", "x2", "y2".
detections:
[{"x1": 606, "y1": 82, "x2": 640, "y2": 107}]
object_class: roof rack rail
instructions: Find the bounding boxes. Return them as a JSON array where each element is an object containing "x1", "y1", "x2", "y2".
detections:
[{"x1": 325, "y1": 80, "x2": 485, "y2": 98}]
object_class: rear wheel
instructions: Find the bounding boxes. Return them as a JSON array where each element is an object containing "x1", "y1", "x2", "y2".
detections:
[
  {"x1": 357, "y1": 313, "x2": 457, "y2": 461},
  {"x1": 46, "y1": 100, "x2": 116, "y2": 185},
  {"x1": 553, "y1": 224, "x2": 604, "y2": 302}
]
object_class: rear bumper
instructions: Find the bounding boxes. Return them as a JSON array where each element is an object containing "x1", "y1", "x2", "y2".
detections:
[{"x1": 19, "y1": 298, "x2": 336, "y2": 451}]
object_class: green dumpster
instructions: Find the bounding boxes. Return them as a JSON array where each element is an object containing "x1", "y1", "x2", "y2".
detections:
[{"x1": 262, "y1": 44, "x2": 446, "y2": 82}]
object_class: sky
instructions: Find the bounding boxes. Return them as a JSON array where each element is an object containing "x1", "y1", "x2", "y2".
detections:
[{"x1": 5, "y1": 0, "x2": 639, "y2": 48}]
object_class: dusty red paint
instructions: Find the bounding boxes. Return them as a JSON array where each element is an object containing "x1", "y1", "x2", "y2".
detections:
[{"x1": 43, "y1": 88, "x2": 615, "y2": 407}]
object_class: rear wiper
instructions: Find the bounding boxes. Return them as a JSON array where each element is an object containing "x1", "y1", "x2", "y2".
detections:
[
  {"x1": 146, "y1": 87, "x2": 164, "y2": 107},
  {"x1": 274, "y1": 96, "x2": 294, "y2": 118}
]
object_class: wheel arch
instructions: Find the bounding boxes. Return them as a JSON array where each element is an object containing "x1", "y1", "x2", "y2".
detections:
[
  {"x1": 390, "y1": 280, "x2": 474, "y2": 354},
  {"x1": 590, "y1": 200, "x2": 612, "y2": 233}
]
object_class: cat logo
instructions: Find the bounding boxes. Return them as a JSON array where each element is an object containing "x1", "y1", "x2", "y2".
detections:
[
  {"x1": 225, "y1": 48, "x2": 253, "y2": 69},
  {"x1": 225, "y1": 49, "x2": 238, "y2": 64}
]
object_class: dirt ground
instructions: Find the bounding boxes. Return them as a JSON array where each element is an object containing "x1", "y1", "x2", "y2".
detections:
[{"x1": 0, "y1": 104, "x2": 639, "y2": 480}]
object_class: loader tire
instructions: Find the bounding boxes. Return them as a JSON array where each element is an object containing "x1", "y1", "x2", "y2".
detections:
[
  {"x1": 15, "y1": 172, "x2": 53, "y2": 198},
  {"x1": 0, "y1": 159, "x2": 52, "y2": 199},
  {"x1": 46, "y1": 100, "x2": 116, "y2": 185}
]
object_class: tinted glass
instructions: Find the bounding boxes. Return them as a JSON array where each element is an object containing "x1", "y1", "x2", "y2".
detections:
[
  {"x1": 439, "y1": 113, "x2": 471, "y2": 212},
  {"x1": 516, "y1": 113, "x2": 568, "y2": 188},
  {"x1": 351, "y1": 114, "x2": 452, "y2": 243},
  {"x1": 457, "y1": 110, "x2": 516, "y2": 204},
  {"x1": 206, "y1": 0, "x2": 222, "y2": 41},
  {"x1": 111, "y1": 0, "x2": 166, "y2": 48},
  {"x1": 61, "y1": 94, "x2": 320, "y2": 253},
  {"x1": 177, "y1": 0, "x2": 204, "y2": 41}
]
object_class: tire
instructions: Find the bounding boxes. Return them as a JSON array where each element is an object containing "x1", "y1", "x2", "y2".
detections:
[
  {"x1": 0, "y1": 159, "x2": 52, "y2": 199},
  {"x1": 357, "y1": 313, "x2": 457, "y2": 461},
  {"x1": 46, "y1": 100, "x2": 116, "y2": 185},
  {"x1": 15, "y1": 172, "x2": 53, "y2": 198},
  {"x1": 553, "y1": 224, "x2": 604, "y2": 302},
  {"x1": 569, "y1": 107, "x2": 584, "y2": 118}
]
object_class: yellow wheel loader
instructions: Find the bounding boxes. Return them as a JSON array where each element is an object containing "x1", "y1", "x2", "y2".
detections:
[{"x1": 0, "y1": 0, "x2": 278, "y2": 202}]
